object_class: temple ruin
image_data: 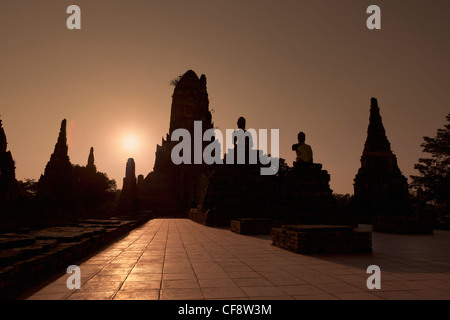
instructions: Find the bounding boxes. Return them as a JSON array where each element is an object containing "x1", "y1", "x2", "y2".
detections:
[
  {"x1": 353, "y1": 98, "x2": 412, "y2": 220},
  {"x1": 132, "y1": 70, "x2": 340, "y2": 227},
  {"x1": 36, "y1": 119, "x2": 75, "y2": 216},
  {"x1": 141, "y1": 70, "x2": 214, "y2": 216},
  {"x1": 0, "y1": 117, "x2": 17, "y2": 217}
]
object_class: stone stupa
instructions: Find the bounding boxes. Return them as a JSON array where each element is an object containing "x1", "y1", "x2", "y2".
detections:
[
  {"x1": 353, "y1": 98, "x2": 411, "y2": 219},
  {"x1": 352, "y1": 98, "x2": 433, "y2": 233}
]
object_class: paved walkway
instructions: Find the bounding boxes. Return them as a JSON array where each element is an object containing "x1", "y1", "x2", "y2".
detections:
[{"x1": 27, "y1": 219, "x2": 450, "y2": 300}]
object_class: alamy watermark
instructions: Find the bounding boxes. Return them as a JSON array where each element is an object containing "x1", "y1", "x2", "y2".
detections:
[
  {"x1": 65, "y1": 5, "x2": 381, "y2": 31},
  {"x1": 66, "y1": 265, "x2": 81, "y2": 290},
  {"x1": 170, "y1": 121, "x2": 280, "y2": 176},
  {"x1": 366, "y1": 265, "x2": 381, "y2": 290}
]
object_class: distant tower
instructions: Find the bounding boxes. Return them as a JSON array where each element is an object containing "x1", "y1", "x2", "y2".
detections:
[
  {"x1": 353, "y1": 98, "x2": 411, "y2": 218},
  {"x1": 37, "y1": 119, "x2": 74, "y2": 202},
  {"x1": 0, "y1": 117, "x2": 17, "y2": 214},
  {"x1": 124, "y1": 158, "x2": 137, "y2": 187},
  {"x1": 137, "y1": 174, "x2": 145, "y2": 192},
  {"x1": 0, "y1": 118, "x2": 7, "y2": 153},
  {"x1": 51, "y1": 119, "x2": 70, "y2": 165},
  {"x1": 118, "y1": 158, "x2": 138, "y2": 213},
  {"x1": 86, "y1": 147, "x2": 96, "y2": 173},
  {"x1": 42, "y1": 119, "x2": 72, "y2": 176}
]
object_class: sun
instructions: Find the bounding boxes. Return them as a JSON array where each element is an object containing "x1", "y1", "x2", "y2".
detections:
[{"x1": 122, "y1": 135, "x2": 140, "y2": 152}]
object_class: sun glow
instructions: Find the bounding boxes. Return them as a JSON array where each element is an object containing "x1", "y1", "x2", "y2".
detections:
[{"x1": 122, "y1": 135, "x2": 140, "y2": 152}]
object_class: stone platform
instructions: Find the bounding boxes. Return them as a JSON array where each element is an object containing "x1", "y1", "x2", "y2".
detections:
[
  {"x1": 271, "y1": 225, "x2": 372, "y2": 254},
  {"x1": 22, "y1": 219, "x2": 450, "y2": 300},
  {"x1": 373, "y1": 216, "x2": 434, "y2": 234},
  {"x1": 0, "y1": 214, "x2": 152, "y2": 299}
]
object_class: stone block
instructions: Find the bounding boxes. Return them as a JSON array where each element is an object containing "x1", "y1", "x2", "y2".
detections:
[{"x1": 271, "y1": 224, "x2": 372, "y2": 254}]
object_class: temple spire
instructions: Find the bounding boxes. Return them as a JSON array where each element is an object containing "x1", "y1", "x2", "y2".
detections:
[
  {"x1": 353, "y1": 98, "x2": 411, "y2": 218},
  {"x1": 0, "y1": 117, "x2": 7, "y2": 153},
  {"x1": 363, "y1": 98, "x2": 392, "y2": 155},
  {"x1": 37, "y1": 119, "x2": 73, "y2": 201},
  {"x1": 86, "y1": 147, "x2": 96, "y2": 172},
  {"x1": 50, "y1": 119, "x2": 69, "y2": 163}
]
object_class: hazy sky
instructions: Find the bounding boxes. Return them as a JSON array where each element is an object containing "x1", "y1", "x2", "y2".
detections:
[{"x1": 1, "y1": 1, "x2": 449, "y2": 194}]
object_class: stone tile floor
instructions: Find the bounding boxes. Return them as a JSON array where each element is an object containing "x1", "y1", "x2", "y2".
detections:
[{"x1": 26, "y1": 219, "x2": 450, "y2": 300}]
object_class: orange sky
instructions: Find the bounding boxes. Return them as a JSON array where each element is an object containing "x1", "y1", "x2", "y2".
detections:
[{"x1": 1, "y1": 1, "x2": 449, "y2": 194}]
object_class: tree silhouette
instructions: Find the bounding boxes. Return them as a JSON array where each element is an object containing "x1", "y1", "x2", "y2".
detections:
[
  {"x1": 170, "y1": 74, "x2": 183, "y2": 86},
  {"x1": 17, "y1": 179, "x2": 38, "y2": 200},
  {"x1": 410, "y1": 113, "x2": 450, "y2": 205},
  {"x1": 334, "y1": 193, "x2": 353, "y2": 208},
  {"x1": 72, "y1": 165, "x2": 117, "y2": 214}
]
